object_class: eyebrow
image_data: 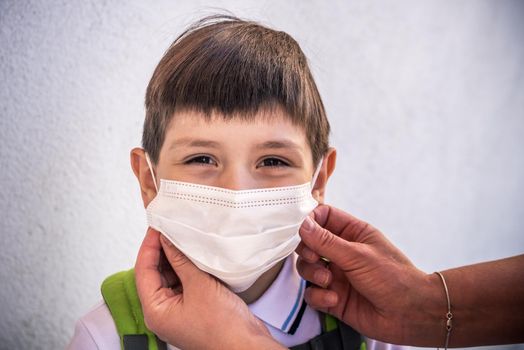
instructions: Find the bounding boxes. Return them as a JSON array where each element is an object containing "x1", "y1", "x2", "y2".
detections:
[
  {"x1": 255, "y1": 140, "x2": 302, "y2": 151},
  {"x1": 168, "y1": 138, "x2": 221, "y2": 150},
  {"x1": 169, "y1": 138, "x2": 302, "y2": 151}
]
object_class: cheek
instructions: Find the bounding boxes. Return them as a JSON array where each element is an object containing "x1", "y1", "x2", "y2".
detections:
[
  {"x1": 257, "y1": 169, "x2": 313, "y2": 188},
  {"x1": 156, "y1": 165, "x2": 210, "y2": 183},
  {"x1": 154, "y1": 165, "x2": 170, "y2": 181}
]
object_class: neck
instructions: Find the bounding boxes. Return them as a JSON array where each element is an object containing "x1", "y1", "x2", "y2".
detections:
[{"x1": 236, "y1": 260, "x2": 286, "y2": 304}]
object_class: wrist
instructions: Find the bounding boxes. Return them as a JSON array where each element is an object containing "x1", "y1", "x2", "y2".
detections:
[
  {"x1": 228, "y1": 332, "x2": 285, "y2": 350},
  {"x1": 402, "y1": 272, "x2": 448, "y2": 347}
]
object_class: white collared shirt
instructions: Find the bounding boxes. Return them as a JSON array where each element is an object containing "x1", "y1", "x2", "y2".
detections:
[{"x1": 67, "y1": 255, "x2": 408, "y2": 350}]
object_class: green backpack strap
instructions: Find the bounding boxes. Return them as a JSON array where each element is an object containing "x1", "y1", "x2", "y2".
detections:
[
  {"x1": 101, "y1": 269, "x2": 166, "y2": 350},
  {"x1": 324, "y1": 314, "x2": 339, "y2": 332},
  {"x1": 325, "y1": 314, "x2": 367, "y2": 350}
]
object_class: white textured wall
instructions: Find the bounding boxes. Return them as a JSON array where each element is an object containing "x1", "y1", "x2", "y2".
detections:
[{"x1": 1, "y1": 1, "x2": 523, "y2": 349}]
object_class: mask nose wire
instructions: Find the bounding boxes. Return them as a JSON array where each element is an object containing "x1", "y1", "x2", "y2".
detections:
[{"x1": 145, "y1": 152, "x2": 159, "y2": 193}]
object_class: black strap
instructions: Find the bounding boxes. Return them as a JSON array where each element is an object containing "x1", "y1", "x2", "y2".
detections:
[
  {"x1": 123, "y1": 335, "x2": 148, "y2": 350},
  {"x1": 290, "y1": 319, "x2": 361, "y2": 350},
  {"x1": 122, "y1": 334, "x2": 167, "y2": 350},
  {"x1": 338, "y1": 322, "x2": 362, "y2": 350},
  {"x1": 157, "y1": 338, "x2": 167, "y2": 350}
]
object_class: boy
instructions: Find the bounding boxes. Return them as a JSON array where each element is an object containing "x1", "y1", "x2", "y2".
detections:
[{"x1": 68, "y1": 16, "x2": 408, "y2": 350}]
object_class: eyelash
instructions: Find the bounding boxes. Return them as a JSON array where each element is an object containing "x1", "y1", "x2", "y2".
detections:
[
  {"x1": 185, "y1": 155, "x2": 217, "y2": 166},
  {"x1": 258, "y1": 157, "x2": 290, "y2": 168},
  {"x1": 184, "y1": 156, "x2": 290, "y2": 168}
]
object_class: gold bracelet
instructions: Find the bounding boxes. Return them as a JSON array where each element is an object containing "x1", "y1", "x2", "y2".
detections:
[{"x1": 435, "y1": 271, "x2": 453, "y2": 350}]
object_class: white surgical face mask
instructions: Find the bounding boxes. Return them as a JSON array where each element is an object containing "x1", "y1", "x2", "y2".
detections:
[{"x1": 144, "y1": 153, "x2": 322, "y2": 292}]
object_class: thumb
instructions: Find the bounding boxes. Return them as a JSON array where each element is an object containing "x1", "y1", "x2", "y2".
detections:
[
  {"x1": 299, "y1": 216, "x2": 359, "y2": 269},
  {"x1": 159, "y1": 235, "x2": 206, "y2": 287}
]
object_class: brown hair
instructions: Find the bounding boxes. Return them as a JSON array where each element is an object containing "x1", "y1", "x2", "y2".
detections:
[{"x1": 143, "y1": 15, "x2": 330, "y2": 165}]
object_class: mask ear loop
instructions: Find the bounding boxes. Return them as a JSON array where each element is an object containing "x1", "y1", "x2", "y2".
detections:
[
  {"x1": 145, "y1": 152, "x2": 159, "y2": 193},
  {"x1": 311, "y1": 157, "x2": 330, "y2": 266},
  {"x1": 311, "y1": 156, "x2": 324, "y2": 189}
]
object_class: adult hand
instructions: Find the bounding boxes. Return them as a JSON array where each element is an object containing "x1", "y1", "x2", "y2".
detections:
[
  {"x1": 135, "y1": 228, "x2": 285, "y2": 350},
  {"x1": 296, "y1": 205, "x2": 440, "y2": 346}
]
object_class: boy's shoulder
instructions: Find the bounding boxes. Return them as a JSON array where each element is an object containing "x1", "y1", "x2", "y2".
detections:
[{"x1": 67, "y1": 300, "x2": 120, "y2": 350}]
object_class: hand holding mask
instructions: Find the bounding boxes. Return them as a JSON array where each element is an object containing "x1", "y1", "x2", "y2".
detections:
[{"x1": 134, "y1": 228, "x2": 285, "y2": 350}]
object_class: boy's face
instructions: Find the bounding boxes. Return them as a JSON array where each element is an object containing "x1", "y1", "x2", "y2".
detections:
[
  {"x1": 132, "y1": 108, "x2": 336, "y2": 208},
  {"x1": 131, "y1": 107, "x2": 336, "y2": 301}
]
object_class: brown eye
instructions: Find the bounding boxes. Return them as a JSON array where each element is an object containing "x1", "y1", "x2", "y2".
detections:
[
  {"x1": 260, "y1": 158, "x2": 289, "y2": 167},
  {"x1": 186, "y1": 156, "x2": 217, "y2": 166}
]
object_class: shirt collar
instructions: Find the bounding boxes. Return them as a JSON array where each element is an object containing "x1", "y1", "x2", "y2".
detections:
[{"x1": 248, "y1": 253, "x2": 306, "y2": 333}]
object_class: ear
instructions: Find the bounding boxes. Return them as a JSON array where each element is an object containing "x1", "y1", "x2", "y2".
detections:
[
  {"x1": 130, "y1": 147, "x2": 158, "y2": 208},
  {"x1": 312, "y1": 147, "x2": 336, "y2": 204}
]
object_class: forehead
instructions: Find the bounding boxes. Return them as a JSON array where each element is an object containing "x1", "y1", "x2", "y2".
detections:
[{"x1": 163, "y1": 108, "x2": 310, "y2": 150}]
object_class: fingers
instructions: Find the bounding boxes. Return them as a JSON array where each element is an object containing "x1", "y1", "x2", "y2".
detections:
[
  {"x1": 304, "y1": 285, "x2": 338, "y2": 310},
  {"x1": 295, "y1": 242, "x2": 321, "y2": 263},
  {"x1": 158, "y1": 248, "x2": 181, "y2": 288},
  {"x1": 135, "y1": 228, "x2": 166, "y2": 303},
  {"x1": 296, "y1": 256, "x2": 332, "y2": 288},
  {"x1": 159, "y1": 234, "x2": 204, "y2": 288},
  {"x1": 299, "y1": 216, "x2": 360, "y2": 269},
  {"x1": 311, "y1": 205, "x2": 370, "y2": 241}
]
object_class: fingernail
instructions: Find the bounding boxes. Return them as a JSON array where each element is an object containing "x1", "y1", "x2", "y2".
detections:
[
  {"x1": 325, "y1": 291, "x2": 338, "y2": 305},
  {"x1": 302, "y1": 216, "x2": 315, "y2": 233},
  {"x1": 315, "y1": 270, "x2": 330, "y2": 286},
  {"x1": 302, "y1": 246, "x2": 317, "y2": 261}
]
